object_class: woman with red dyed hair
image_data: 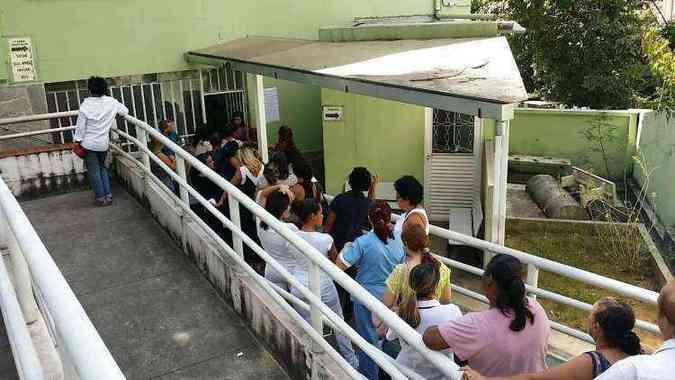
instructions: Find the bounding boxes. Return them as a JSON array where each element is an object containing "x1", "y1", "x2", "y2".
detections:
[{"x1": 336, "y1": 201, "x2": 406, "y2": 379}]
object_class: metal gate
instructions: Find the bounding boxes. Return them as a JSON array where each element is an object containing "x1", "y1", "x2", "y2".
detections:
[{"x1": 44, "y1": 67, "x2": 248, "y2": 145}]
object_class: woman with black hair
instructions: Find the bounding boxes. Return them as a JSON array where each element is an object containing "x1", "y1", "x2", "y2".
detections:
[
  {"x1": 274, "y1": 125, "x2": 306, "y2": 171},
  {"x1": 74, "y1": 76, "x2": 128, "y2": 206},
  {"x1": 393, "y1": 175, "x2": 428, "y2": 235},
  {"x1": 335, "y1": 201, "x2": 405, "y2": 379},
  {"x1": 289, "y1": 199, "x2": 358, "y2": 368},
  {"x1": 256, "y1": 189, "x2": 299, "y2": 292},
  {"x1": 461, "y1": 297, "x2": 642, "y2": 380},
  {"x1": 388, "y1": 262, "x2": 462, "y2": 380},
  {"x1": 423, "y1": 254, "x2": 550, "y2": 377}
]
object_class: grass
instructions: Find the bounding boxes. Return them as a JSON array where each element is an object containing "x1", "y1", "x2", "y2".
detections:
[{"x1": 505, "y1": 219, "x2": 663, "y2": 349}]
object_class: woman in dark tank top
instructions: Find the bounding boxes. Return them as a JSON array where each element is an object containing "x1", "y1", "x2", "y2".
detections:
[{"x1": 461, "y1": 297, "x2": 642, "y2": 380}]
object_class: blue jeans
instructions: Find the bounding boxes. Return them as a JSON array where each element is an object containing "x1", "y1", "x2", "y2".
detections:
[
  {"x1": 84, "y1": 150, "x2": 111, "y2": 201},
  {"x1": 353, "y1": 302, "x2": 379, "y2": 380}
]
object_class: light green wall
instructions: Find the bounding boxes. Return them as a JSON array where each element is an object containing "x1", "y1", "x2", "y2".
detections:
[
  {"x1": 247, "y1": 76, "x2": 323, "y2": 152},
  {"x1": 321, "y1": 89, "x2": 425, "y2": 194},
  {"x1": 633, "y1": 112, "x2": 675, "y2": 230},
  {"x1": 1, "y1": 1, "x2": 436, "y2": 83},
  {"x1": 508, "y1": 109, "x2": 639, "y2": 181}
]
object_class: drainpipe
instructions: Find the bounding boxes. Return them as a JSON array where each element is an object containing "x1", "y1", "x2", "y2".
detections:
[{"x1": 433, "y1": 0, "x2": 442, "y2": 20}]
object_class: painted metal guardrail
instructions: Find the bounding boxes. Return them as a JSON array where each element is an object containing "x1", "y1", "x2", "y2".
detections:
[
  {"x1": 0, "y1": 174, "x2": 125, "y2": 379},
  {"x1": 0, "y1": 111, "x2": 663, "y2": 378}
]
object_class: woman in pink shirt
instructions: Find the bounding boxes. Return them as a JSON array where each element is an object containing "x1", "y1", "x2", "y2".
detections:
[{"x1": 423, "y1": 254, "x2": 551, "y2": 377}]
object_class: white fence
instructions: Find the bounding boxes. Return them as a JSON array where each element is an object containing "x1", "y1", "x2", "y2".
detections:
[
  {"x1": 0, "y1": 160, "x2": 125, "y2": 379},
  {"x1": 0, "y1": 111, "x2": 663, "y2": 380}
]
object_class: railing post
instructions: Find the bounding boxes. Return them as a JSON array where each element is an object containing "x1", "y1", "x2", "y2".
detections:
[
  {"x1": 135, "y1": 127, "x2": 150, "y2": 170},
  {"x1": 308, "y1": 263, "x2": 323, "y2": 334},
  {"x1": 526, "y1": 264, "x2": 539, "y2": 300},
  {"x1": 228, "y1": 198, "x2": 244, "y2": 258},
  {"x1": 175, "y1": 156, "x2": 190, "y2": 206}
]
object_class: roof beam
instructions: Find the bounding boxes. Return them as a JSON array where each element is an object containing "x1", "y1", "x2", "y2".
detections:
[{"x1": 185, "y1": 52, "x2": 514, "y2": 120}]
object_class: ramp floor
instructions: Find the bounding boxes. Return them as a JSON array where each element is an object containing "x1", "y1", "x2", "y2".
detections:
[{"x1": 20, "y1": 185, "x2": 289, "y2": 380}]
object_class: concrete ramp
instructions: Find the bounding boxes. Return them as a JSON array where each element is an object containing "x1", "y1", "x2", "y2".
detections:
[{"x1": 21, "y1": 185, "x2": 288, "y2": 380}]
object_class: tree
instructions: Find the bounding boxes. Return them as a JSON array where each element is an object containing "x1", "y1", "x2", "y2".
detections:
[{"x1": 477, "y1": 0, "x2": 653, "y2": 109}]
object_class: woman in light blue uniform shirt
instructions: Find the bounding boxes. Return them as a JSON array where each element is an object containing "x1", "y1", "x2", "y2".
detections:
[{"x1": 337, "y1": 201, "x2": 405, "y2": 380}]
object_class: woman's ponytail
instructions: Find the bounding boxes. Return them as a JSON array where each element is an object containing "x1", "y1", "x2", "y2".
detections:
[
  {"x1": 485, "y1": 254, "x2": 534, "y2": 332},
  {"x1": 369, "y1": 201, "x2": 394, "y2": 244},
  {"x1": 398, "y1": 262, "x2": 440, "y2": 329},
  {"x1": 594, "y1": 298, "x2": 642, "y2": 356}
]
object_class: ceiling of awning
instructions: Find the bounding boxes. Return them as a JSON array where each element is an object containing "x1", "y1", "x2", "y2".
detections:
[{"x1": 186, "y1": 36, "x2": 528, "y2": 119}]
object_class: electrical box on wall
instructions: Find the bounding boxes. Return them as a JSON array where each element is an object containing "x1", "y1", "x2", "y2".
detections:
[{"x1": 322, "y1": 105, "x2": 343, "y2": 121}]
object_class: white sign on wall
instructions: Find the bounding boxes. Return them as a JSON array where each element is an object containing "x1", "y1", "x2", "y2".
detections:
[
  {"x1": 264, "y1": 87, "x2": 280, "y2": 122},
  {"x1": 322, "y1": 106, "x2": 343, "y2": 121},
  {"x1": 9, "y1": 37, "x2": 37, "y2": 82}
]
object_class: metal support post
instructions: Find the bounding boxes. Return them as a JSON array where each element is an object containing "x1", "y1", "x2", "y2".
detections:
[
  {"x1": 254, "y1": 75, "x2": 268, "y2": 163},
  {"x1": 526, "y1": 264, "x2": 540, "y2": 300},
  {"x1": 175, "y1": 156, "x2": 190, "y2": 206},
  {"x1": 228, "y1": 198, "x2": 244, "y2": 258},
  {"x1": 308, "y1": 263, "x2": 323, "y2": 334},
  {"x1": 135, "y1": 127, "x2": 150, "y2": 170}
]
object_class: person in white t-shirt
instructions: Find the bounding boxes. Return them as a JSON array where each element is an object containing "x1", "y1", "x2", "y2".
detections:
[
  {"x1": 290, "y1": 198, "x2": 358, "y2": 369},
  {"x1": 387, "y1": 261, "x2": 462, "y2": 380},
  {"x1": 73, "y1": 76, "x2": 128, "y2": 206},
  {"x1": 594, "y1": 280, "x2": 675, "y2": 380}
]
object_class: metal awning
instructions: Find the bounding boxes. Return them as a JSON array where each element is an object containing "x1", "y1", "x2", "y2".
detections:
[{"x1": 185, "y1": 36, "x2": 528, "y2": 120}]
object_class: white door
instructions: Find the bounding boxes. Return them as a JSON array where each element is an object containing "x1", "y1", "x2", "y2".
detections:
[{"x1": 424, "y1": 108, "x2": 482, "y2": 229}]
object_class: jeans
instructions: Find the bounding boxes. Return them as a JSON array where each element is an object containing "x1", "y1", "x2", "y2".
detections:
[
  {"x1": 353, "y1": 302, "x2": 380, "y2": 380},
  {"x1": 84, "y1": 149, "x2": 111, "y2": 201}
]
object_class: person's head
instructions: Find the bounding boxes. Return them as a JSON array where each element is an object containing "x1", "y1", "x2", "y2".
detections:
[
  {"x1": 223, "y1": 124, "x2": 236, "y2": 139},
  {"x1": 261, "y1": 191, "x2": 291, "y2": 230},
  {"x1": 291, "y1": 198, "x2": 322, "y2": 228},
  {"x1": 368, "y1": 201, "x2": 393, "y2": 244},
  {"x1": 401, "y1": 224, "x2": 439, "y2": 269},
  {"x1": 348, "y1": 167, "x2": 372, "y2": 193},
  {"x1": 238, "y1": 143, "x2": 262, "y2": 174},
  {"x1": 399, "y1": 262, "x2": 441, "y2": 328},
  {"x1": 197, "y1": 152, "x2": 215, "y2": 170},
  {"x1": 263, "y1": 162, "x2": 281, "y2": 186},
  {"x1": 277, "y1": 126, "x2": 295, "y2": 150},
  {"x1": 394, "y1": 175, "x2": 424, "y2": 210},
  {"x1": 231, "y1": 111, "x2": 244, "y2": 126},
  {"x1": 209, "y1": 132, "x2": 222, "y2": 149},
  {"x1": 222, "y1": 140, "x2": 240, "y2": 159},
  {"x1": 87, "y1": 76, "x2": 108, "y2": 97},
  {"x1": 149, "y1": 136, "x2": 164, "y2": 152},
  {"x1": 268, "y1": 152, "x2": 289, "y2": 180},
  {"x1": 483, "y1": 254, "x2": 535, "y2": 332},
  {"x1": 294, "y1": 162, "x2": 313, "y2": 182},
  {"x1": 657, "y1": 280, "x2": 675, "y2": 339},
  {"x1": 587, "y1": 297, "x2": 641, "y2": 355},
  {"x1": 159, "y1": 120, "x2": 175, "y2": 135}
]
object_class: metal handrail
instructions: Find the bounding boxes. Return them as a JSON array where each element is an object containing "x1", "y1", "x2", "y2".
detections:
[
  {"x1": 116, "y1": 115, "x2": 461, "y2": 379},
  {"x1": 0, "y1": 177, "x2": 125, "y2": 379},
  {"x1": 0, "y1": 250, "x2": 43, "y2": 380}
]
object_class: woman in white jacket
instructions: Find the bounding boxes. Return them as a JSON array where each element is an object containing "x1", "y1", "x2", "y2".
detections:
[{"x1": 73, "y1": 77, "x2": 128, "y2": 206}]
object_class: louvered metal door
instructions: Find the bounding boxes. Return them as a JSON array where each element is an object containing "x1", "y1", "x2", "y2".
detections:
[{"x1": 424, "y1": 108, "x2": 482, "y2": 223}]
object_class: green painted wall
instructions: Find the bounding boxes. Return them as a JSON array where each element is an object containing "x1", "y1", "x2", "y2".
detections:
[
  {"x1": 633, "y1": 112, "x2": 675, "y2": 231},
  {"x1": 1, "y1": 1, "x2": 436, "y2": 83},
  {"x1": 247, "y1": 76, "x2": 323, "y2": 152},
  {"x1": 508, "y1": 109, "x2": 639, "y2": 181},
  {"x1": 321, "y1": 89, "x2": 425, "y2": 194}
]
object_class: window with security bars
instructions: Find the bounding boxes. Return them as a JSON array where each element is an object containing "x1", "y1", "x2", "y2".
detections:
[{"x1": 432, "y1": 109, "x2": 475, "y2": 154}]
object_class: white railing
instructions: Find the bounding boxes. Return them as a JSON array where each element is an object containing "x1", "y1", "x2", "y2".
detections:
[
  {"x1": 0, "y1": 112, "x2": 663, "y2": 378},
  {"x1": 112, "y1": 114, "x2": 460, "y2": 380},
  {"x1": 0, "y1": 174, "x2": 125, "y2": 379}
]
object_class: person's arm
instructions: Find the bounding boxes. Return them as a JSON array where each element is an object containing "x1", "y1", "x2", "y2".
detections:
[
  {"x1": 73, "y1": 111, "x2": 87, "y2": 142},
  {"x1": 256, "y1": 185, "x2": 285, "y2": 207},
  {"x1": 157, "y1": 152, "x2": 176, "y2": 170},
  {"x1": 292, "y1": 183, "x2": 306, "y2": 202},
  {"x1": 367, "y1": 175, "x2": 379, "y2": 201},
  {"x1": 327, "y1": 243, "x2": 339, "y2": 263},
  {"x1": 230, "y1": 166, "x2": 242, "y2": 186},
  {"x1": 461, "y1": 354, "x2": 594, "y2": 380},
  {"x1": 116, "y1": 101, "x2": 129, "y2": 117},
  {"x1": 324, "y1": 209, "x2": 337, "y2": 234},
  {"x1": 423, "y1": 326, "x2": 450, "y2": 350},
  {"x1": 439, "y1": 282, "x2": 452, "y2": 304}
]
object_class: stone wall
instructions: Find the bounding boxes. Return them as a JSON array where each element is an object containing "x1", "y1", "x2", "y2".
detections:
[{"x1": 0, "y1": 84, "x2": 52, "y2": 151}]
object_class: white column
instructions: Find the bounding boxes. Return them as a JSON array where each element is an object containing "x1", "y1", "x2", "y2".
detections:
[
  {"x1": 254, "y1": 75, "x2": 268, "y2": 163},
  {"x1": 485, "y1": 120, "x2": 509, "y2": 267}
]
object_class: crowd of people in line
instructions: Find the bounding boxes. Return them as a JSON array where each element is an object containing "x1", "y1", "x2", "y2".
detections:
[{"x1": 75, "y1": 76, "x2": 674, "y2": 380}]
